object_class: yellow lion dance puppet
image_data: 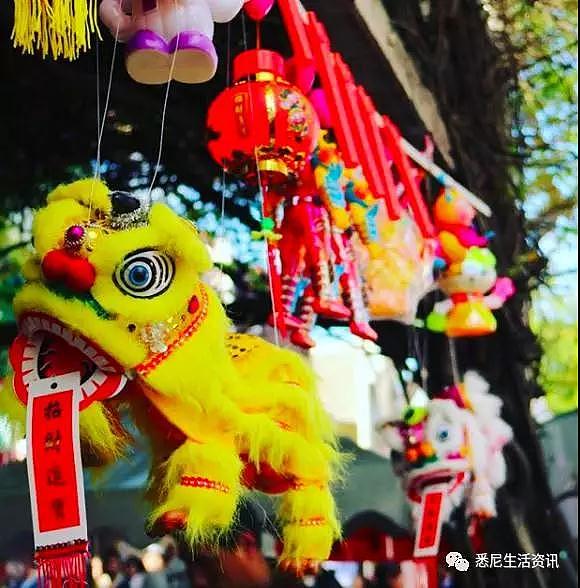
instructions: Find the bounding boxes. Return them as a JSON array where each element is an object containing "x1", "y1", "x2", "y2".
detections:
[{"x1": 1, "y1": 179, "x2": 341, "y2": 573}]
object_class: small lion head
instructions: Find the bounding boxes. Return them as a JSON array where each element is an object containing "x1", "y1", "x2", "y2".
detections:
[{"x1": 11, "y1": 179, "x2": 214, "y2": 408}]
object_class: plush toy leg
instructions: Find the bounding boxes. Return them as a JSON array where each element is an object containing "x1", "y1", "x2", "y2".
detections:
[
  {"x1": 166, "y1": 0, "x2": 218, "y2": 83},
  {"x1": 149, "y1": 439, "x2": 243, "y2": 545},
  {"x1": 334, "y1": 235, "x2": 377, "y2": 341},
  {"x1": 273, "y1": 274, "x2": 306, "y2": 330},
  {"x1": 277, "y1": 212, "x2": 308, "y2": 330},
  {"x1": 277, "y1": 483, "x2": 340, "y2": 572},
  {"x1": 170, "y1": 31, "x2": 218, "y2": 84},
  {"x1": 281, "y1": 198, "x2": 349, "y2": 321},
  {"x1": 126, "y1": 30, "x2": 171, "y2": 85},
  {"x1": 304, "y1": 208, "x2": 350, "y2": 320},
  {"x1": 290, "y1": 285, "x2": 317, "y2": 349}
]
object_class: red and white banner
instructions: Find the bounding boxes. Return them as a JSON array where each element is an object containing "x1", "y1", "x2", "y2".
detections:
[
  {"x1": 413, "y1": 484, "x2": 448, "y2": 558},
  {"x1": 26, "y1": 373, "x2": 88, "y2": 587}
]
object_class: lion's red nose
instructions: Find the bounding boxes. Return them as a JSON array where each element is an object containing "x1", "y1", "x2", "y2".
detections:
[{"x1": 41, "y1": 249, "x2": 96, "y2": 293}]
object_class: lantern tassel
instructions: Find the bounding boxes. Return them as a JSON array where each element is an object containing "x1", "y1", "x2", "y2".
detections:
[
  {"x1": 11, "y1": 0, "x2": 100, "y2": 60},
  {"x1": 35, "y1": 541, "x2": 89, "y2": 588}
]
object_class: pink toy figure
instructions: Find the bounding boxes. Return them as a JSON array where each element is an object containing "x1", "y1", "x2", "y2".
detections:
[
  {"x1": 99, "y1": 0, "x2": 247, "y2": 85},
  {"x1": 434, "y1": 188, "x2": 491, "y2": 266}
]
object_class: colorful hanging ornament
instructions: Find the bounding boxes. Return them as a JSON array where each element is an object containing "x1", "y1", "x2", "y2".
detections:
[
  {"x1": 273, "y1": 134, "x2": 351, "y2": 343},
  {"x1": 267, "y1": 132, "x2": 378, "y2": 349},
  {"x1": 426, "y1": 247, "x2": 515, "y2": 337},
  {"x1": 433, "y1": 188, "x2": 492, "y2": 269},
  {"x1": 360, "y1": 208, "x2": 436, "y2": 324},
  {"x1": 207, "y1": 48, "x2": 320, "y2": 185},
  {"x1": 379, "y1": 371, "x2": 512, "y2": 557},
  {"x1": 99, "y1": 0, "x2": 247, "y2": 84},
  {"x1": 0, "y1": 179, "x2": 341, "y2": 581},
  {"x1": 11, "y1": 0, "x2": 100, "y2": 60}
]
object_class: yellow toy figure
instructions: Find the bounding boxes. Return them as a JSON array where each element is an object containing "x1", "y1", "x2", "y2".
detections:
[
  {"x1": 0, "y1": 179, "x2": 341, "y2": 575},
  {"x1": 312, "y1": 132, "x2": 351, "y2": 232},
  {"x1": 426, "y1": 247, "x2": 515, "y2": 337},
  {"x1": 343, "y1": 168, "x2": 382, "y2": 261}
]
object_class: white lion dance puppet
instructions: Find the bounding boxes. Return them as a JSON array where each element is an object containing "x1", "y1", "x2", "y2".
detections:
[{"x1": 380, "y1": 371, "x2": 513, "y2": 557}]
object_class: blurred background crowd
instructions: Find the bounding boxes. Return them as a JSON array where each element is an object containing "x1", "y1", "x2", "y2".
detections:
[{"x1": 0, "y1": 531, "x2": 407, "y2": 588}]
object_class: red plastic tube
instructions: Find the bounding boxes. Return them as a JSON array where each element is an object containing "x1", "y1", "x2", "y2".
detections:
[
  {"x1": 380, "y1": 115, "x2": 435, "y2": 237},
  {"x1": 305, "y1": 12, "x2": 359, "y2": 167},
  {"x1": 277, "y1": 0, "x2": 313, "y2": 65},
  {"x1": 357, "y1": 87, "x2": 402, "y2": 219},
  {"x1": 334, "y1": 56, "x2": 385, "y2": 197}
]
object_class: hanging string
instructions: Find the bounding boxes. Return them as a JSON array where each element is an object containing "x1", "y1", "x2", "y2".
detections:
[
  {"x1": 95, "y1": 37, "x2": 101, "y2": 167},
  {"x1": 217, "y1": 21, "x2": 232, "y2": 269},
  {"x1": 409, "y1": 324, "x2": 429, "y2": 392},
  {"x1": 146, "y1": 30, "x2": 180, "y2": 203},
  {"x1": 448, "y1": 337, "x2": 460, "y2": 385},
  {"x1": 242, "y1": 11, "x2": 282, "y2": 347},
  {"x1": 88, "y1": 18, "x2": 121, "y2": 221},
  {"x1": 419, "y1": 327, "x2": 429, "y2": 392}
]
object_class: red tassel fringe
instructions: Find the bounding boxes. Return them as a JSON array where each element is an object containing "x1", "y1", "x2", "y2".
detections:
[{"x1": 35, "y1": 540, "x2": 89, "y2": 588}]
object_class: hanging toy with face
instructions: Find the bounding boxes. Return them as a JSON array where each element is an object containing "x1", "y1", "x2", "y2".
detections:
[
  {"x1": 0, "y1": 179, "x2": 342, "y2": 583},
  {"x1": 379, "y1": 371, "x2": 512, "y2": 557},
  {"x1": 426, "y1": 247, "x2": 515, "y2": 337},
  {"x1": 433, "y1": 188, "x2": 493, "y2": 269},
  {"x1": 99, "y1": 0, "x2": 247, "y2": 84}
]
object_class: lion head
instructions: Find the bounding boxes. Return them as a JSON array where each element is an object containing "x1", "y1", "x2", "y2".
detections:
[{"x1": 10, "y1": 179, "x2": 214, "y2": 408}]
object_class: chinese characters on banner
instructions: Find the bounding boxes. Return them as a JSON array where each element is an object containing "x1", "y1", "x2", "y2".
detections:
[
  {"x1": 413, "y1": 484, "x2": 447, "y2": 558},
  {"x1": 26, "y1": 373, "x2": 87, "y2": 546}
]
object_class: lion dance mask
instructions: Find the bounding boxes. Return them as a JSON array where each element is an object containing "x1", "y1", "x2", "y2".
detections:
[
  {"x1": 380, "y1": 371, "x2": 512, "y2": 557},
  {"x1": 1, "y1": 179, "x2": 341, "y2": 583}
]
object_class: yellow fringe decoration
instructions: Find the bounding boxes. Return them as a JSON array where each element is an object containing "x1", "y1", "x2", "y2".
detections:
[
  {"x1": 0, "y1": 377, "x2": 26, "y2": 444},
  {"x1": 149, "y1": 440, "x2": 244, "y2": 546},
  {"x1": 278, "y1": 486, "x2": 341, "y2": 569},
  {"x1": 280, "y1": 524, "x2": 336, "y2": 570},
  {"x1": 11, "y1": 0, "x2": 101, "y2": 61}
]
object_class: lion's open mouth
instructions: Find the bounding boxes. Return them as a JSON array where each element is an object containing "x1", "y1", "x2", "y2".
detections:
[
  {"x1": 406, "y1": 465, "x2": 469, "y2": 504},
  {"x1": 10, "y1": 312, "x2": 127, "y2": 409}
]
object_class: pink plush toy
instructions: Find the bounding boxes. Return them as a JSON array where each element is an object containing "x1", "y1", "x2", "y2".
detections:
[
  {"x1": 99, "y1": 0, "x2": 247, "y2": 84},
  {"x1": 434, "y1": 188, "x2": 491, "y2": 267}
]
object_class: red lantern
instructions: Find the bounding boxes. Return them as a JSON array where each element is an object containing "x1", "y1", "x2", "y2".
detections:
[{"x1": 206, "y1": 49, "x2": 320, "y2": 185}]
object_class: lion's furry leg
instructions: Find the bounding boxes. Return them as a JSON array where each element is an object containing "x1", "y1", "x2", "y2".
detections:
[
  {"x1": 149, "y1": 439, "x2": 243, "y2": 546},
  {"x1": 277, "y1": 482, "x2": 340, "y2": 571}
]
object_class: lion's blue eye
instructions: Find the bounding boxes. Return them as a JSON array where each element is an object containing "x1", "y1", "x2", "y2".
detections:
[
  {"x1": 128, "y1": 264, "x2": 151, "y2": 287},
  {"x1": 437, "y1": 427, "x2": 450, "y2": 442},
  {"x1": 115, "y1": 249, "x2": 174, "y2": 298}
]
